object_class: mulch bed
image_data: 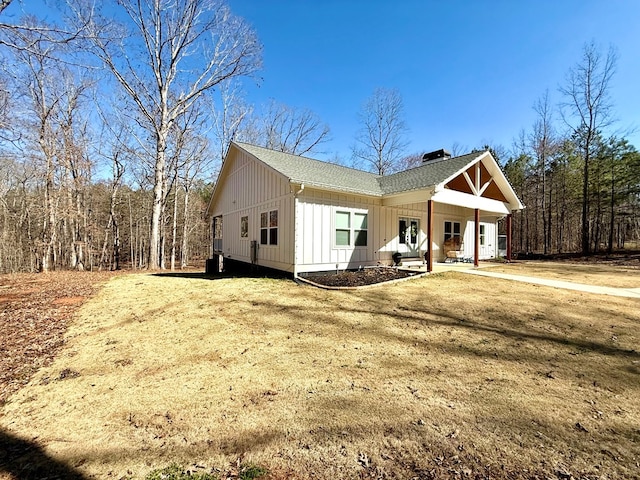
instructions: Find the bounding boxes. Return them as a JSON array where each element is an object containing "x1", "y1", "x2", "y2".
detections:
[
  {"x1": 301, "y1": 266, "x2": 419, "y2": 287},
  {"x1": 0, "y1": 271, "x2": 118, "y2": 406}
]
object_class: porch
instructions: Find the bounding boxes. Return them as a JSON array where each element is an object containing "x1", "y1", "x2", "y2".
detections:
[{"x1": 396, "y1": 257, "x2": 485, "y2": 274}]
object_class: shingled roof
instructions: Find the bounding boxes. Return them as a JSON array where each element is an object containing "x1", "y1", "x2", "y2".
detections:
[
  {"x1": 379, "y1": 151, "x2": 482, "y2": 195},
  {"x1": 234, "y1": 142, "x2": 486, "y2": 197},
  {"x1": 235, "y1": 143, "x2": 382, "y2": 196}
]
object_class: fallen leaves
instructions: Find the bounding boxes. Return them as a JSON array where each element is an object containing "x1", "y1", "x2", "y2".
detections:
[{"x1": 0, "y1": 271, "x2": 117, "y2": 405}]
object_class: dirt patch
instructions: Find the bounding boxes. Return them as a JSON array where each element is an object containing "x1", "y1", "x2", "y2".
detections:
[
  {"x1": 0, "y1": 271, "x2": 118, "y2": 406},
  {"x1": 51, "y1": 296, "x2": 86, "y2": 307},
  {"x1": 302, "y1": 267, "x2": 419, "y2": 287}
]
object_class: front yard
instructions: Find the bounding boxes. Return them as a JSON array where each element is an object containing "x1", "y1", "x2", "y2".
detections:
[{"x1": 1, "y1": 266, "x2": 639, "y2": 479}]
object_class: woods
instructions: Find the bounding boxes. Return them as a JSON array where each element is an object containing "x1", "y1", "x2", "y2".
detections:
[
  {"x1": 0, "y1": 0, "x2": 259, "y2": 273},
  {"x1": 504, "y1": 43, "x2": 640, "y2": 256},
  {"x1": 0, "y1": 2, "x2": 639, "y2": 274}
]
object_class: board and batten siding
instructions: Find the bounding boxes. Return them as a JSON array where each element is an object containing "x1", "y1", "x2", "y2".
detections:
[
  {"x1": 295, "y1": 189, "x2": 429, "y2": 273},
  {"x1": 429, "y1": 204, "x2": 501, "y2": 261},
  {"x1": 212, "y1": 148, "x2": 295, "y2": 272},
  {"x1": 463, "y1": 218, "x2": 498, "y2": 259}
]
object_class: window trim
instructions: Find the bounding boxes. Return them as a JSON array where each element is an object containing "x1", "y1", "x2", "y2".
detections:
[
  {"x1": 334, "y1": 208, "x2": 368, "y2": 249},
  {"x1": 444, "y1": 220, "x2": 461, "y2": 242},
  {"x1": 240, "y1": 215, "x2": 248, "y2": 238},
  {"x1": 260, "y1": 209, "x2": 278, "y2": 246}
]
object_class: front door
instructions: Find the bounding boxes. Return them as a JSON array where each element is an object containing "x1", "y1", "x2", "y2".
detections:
[{"x1": 399, "y1": 218, "x2": 420, "y2": 257}]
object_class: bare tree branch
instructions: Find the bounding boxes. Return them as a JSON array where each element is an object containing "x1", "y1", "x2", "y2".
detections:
[
  {"x1": 559, "y1": 41, "x2": 617, "y2": 254},
  {"x1": 71, "y1": 0, "x2": 262, "y2": 269},
  {"x1": 351, "y1": 87, "x2": 409, "y2": 175}
]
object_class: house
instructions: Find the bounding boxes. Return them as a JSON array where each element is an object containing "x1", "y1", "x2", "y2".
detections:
[{"x1": 206, "y1": 142, "x2": 524, "y2": 276}]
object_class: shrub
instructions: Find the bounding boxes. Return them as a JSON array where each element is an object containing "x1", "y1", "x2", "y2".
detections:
[
  {"x1": 145, "y1": 464, "x2": 217, "y2": 480},
  {"x1": 239, "y1": 464, "x2": 268, "y2": 480}
]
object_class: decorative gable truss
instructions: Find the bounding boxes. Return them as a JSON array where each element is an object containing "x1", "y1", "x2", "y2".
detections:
[
  {"x1": 433, "y1": 153, "x2": 522, "y2": 215},
  {"x1": 447, "y1": 160, "x2": 508, "y2": 203}
]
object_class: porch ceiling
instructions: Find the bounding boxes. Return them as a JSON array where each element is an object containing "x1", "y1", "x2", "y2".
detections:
[{"x1": 381, "y1": 187, "x2": 512, "y2": 215}]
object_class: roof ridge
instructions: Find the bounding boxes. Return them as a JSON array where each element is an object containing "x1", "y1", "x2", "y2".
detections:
[
  {"x1": 386, "y1": 150, "x2": 482, "y2": 177},
  {"x1": 234, "y1": 141, "x2": 380, "y2": 178}
]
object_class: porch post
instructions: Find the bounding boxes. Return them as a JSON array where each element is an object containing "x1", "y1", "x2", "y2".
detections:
[
  {"x1": 506, "y1": 213, "x2": 513, "y2": 262},
  {"x1": 474, "y1": 208, "x2": 480, "y2": 268},
  {"x1": 427, "y1": 199, "x2": 433, "y2": 272}
]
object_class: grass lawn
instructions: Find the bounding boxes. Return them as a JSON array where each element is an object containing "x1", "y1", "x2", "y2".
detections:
[{"x1": 1, "y1": 268, "x2": 639, "y2": 479}]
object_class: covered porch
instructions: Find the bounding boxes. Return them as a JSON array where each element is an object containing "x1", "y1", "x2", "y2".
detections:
[{"x1": 383, "y1": 152, "x2": 522, "y2": 272}]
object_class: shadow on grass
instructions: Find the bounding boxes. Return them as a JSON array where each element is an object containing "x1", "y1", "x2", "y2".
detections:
[
  {"x1": 0, "y1": 428, "x2": 87, "y2": 479},
  {"x1": 245, "y1": 282, "x2": 640, "y2": 363},
  {"x1": 151, "y1": 267, "x2": 293, "y2": 282}
]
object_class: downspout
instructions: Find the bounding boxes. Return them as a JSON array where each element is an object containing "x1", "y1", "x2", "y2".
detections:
[{"x1": 293, "y1": 184, "x2": 305, "y2": 278}]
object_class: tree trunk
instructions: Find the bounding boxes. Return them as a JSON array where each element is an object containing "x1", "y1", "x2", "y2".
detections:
[
  {"x1": 607, "y1": 160, "x2": 615, "y2": 254},
  {"x1": 181, "y1": 185, "x2": 190, "y2": 268},
  {"x1": 149, "y1": 130, "x2": 168, "y2": 270},
  {"x1": 170, "y1": 185, "x2": 178, "y2": 271},
  {"x1": 581, "y1": 146, "x2": 591, "y2": 255}
]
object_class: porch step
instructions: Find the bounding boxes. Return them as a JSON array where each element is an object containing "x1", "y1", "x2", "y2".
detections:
[{"x1": 398, "y1": 258, "x2": 425, "y2": 268}]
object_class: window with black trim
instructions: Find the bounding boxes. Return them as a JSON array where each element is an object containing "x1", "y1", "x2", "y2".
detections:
[
  {"x1": 444, "y1": 221, "x2": 461, "y2": 241},
  {"x1": 260, "y1": 210, "x2": 278, "y2": 245},
  {"x1": 335, "y1": 210, "x2": 367, "y2": 247}
]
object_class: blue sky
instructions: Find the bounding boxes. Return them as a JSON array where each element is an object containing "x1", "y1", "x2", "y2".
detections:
[
  {"x1": 5, "y1": 0, "x2": 639, "y2": 164},
  {"x1": 228, "y1": 0, "x2": 640, "y2": 162}
]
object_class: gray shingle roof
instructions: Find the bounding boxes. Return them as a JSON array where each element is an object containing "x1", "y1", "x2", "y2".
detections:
[
  {"x1": 234, "y1": 142, "x2": 484, "y2": 197},
  {"x1": 235, "y1": 143, "x2": 382, "y2": 195},
  {"x1": 379, "y1": 151, "x2": 482, "y2": 194}
]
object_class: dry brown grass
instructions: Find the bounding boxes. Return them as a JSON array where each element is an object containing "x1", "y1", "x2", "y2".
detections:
[{"x1": 1, "y1": 267, "x2": 639, "y2": 479}]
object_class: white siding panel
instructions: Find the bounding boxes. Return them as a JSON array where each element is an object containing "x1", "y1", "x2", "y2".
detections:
[
  {"x1": 296, "y1": 190, "x2": 385, "y2": 272},
  {"x1": 214, "y1": 148, "x2": 296, "y2": 272}
]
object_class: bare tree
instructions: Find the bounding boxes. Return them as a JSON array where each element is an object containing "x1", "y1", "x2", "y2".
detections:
[
  {"x1": 352, "y1": 87, "x2": 409, "y2": 175},
  {"x1": 10, "y1": 24, "x2": 66, "y2": 271},
  {"x1": 5, "y1": 21, "x2": 96, "y2": 272},
  {"x1": 450, "y1": 141, "x2": 469, "y2": 157},
  {"x1": 530, "y1": 90, "x2": 557, "y2": 254},
  {"x1": 0, "y1": 3, "x2": 86, "y2": 56},
  {"x1": 257, "y1": 100, "x2": 330, "y2": 156},
  {"x1": 560, "y1": 41, "x2": 617, "y2": 254},
  {"x1": 93, "y1": 105, "x2": 132, "y2": 271},
  {"x1": 399, "y1": 151, "x2": 424, "y2": 170},
  {"x1": 210, "y1": 79, "x2": 251, "y2": 162},
  {"x1": 167, "y1": 104, "x2": 211, "y2": 270},
  {"x1": 74, "y1": 0, "x2": 261, "y2": 269},
  {"x1": 232, "y1": 100, "x2": 330, "y2": 156}
]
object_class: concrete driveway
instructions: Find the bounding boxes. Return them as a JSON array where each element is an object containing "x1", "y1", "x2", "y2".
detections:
[{"x1": 462, "y1": 268, "x2": 640, "y2": 299}]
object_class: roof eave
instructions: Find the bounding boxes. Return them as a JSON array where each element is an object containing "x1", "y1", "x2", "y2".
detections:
[{"x1": 295, "y1": 179, "x2": 382, "y2": 197}]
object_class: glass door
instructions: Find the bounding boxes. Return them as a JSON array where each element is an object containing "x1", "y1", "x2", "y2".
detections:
[{"x1": 399, "y1": 218, "x2": 420, "y2": 257}]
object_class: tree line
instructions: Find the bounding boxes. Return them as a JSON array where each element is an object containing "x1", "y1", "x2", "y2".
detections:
[
  {"x1": 0, "y1": 0, "x2": 337, "y2": 274},
  {"x1": 0, "y1": 1, "x2": 638, "y2": 274},
  {"x1": 502, "y1": 44, "x2": 640, "y2": 256}
]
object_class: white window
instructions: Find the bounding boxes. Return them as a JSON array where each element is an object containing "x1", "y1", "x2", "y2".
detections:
[
  {"x1": 240, "y1": 216, "x2": 248, "y2": 238},
  {"x1": 260, "y1": 210, "x2": 278, "y2": 245},
  {"x1": 335, "y1": 210, "x2": 367, "y2": 247},
  {"x1": 213, "y1": 216, "x2": 223, "y2": 252},
  {"x1": 444, "y1": 221, "x2": 461, "y2": 241},
  {"x1": 480, "y1": 224, "x2": 486, "y2": 246}
]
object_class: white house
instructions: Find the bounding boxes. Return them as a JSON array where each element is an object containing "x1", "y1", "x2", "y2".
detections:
[{"x1": 206, "y1": 142, "x2": 524, "y2": 276}]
